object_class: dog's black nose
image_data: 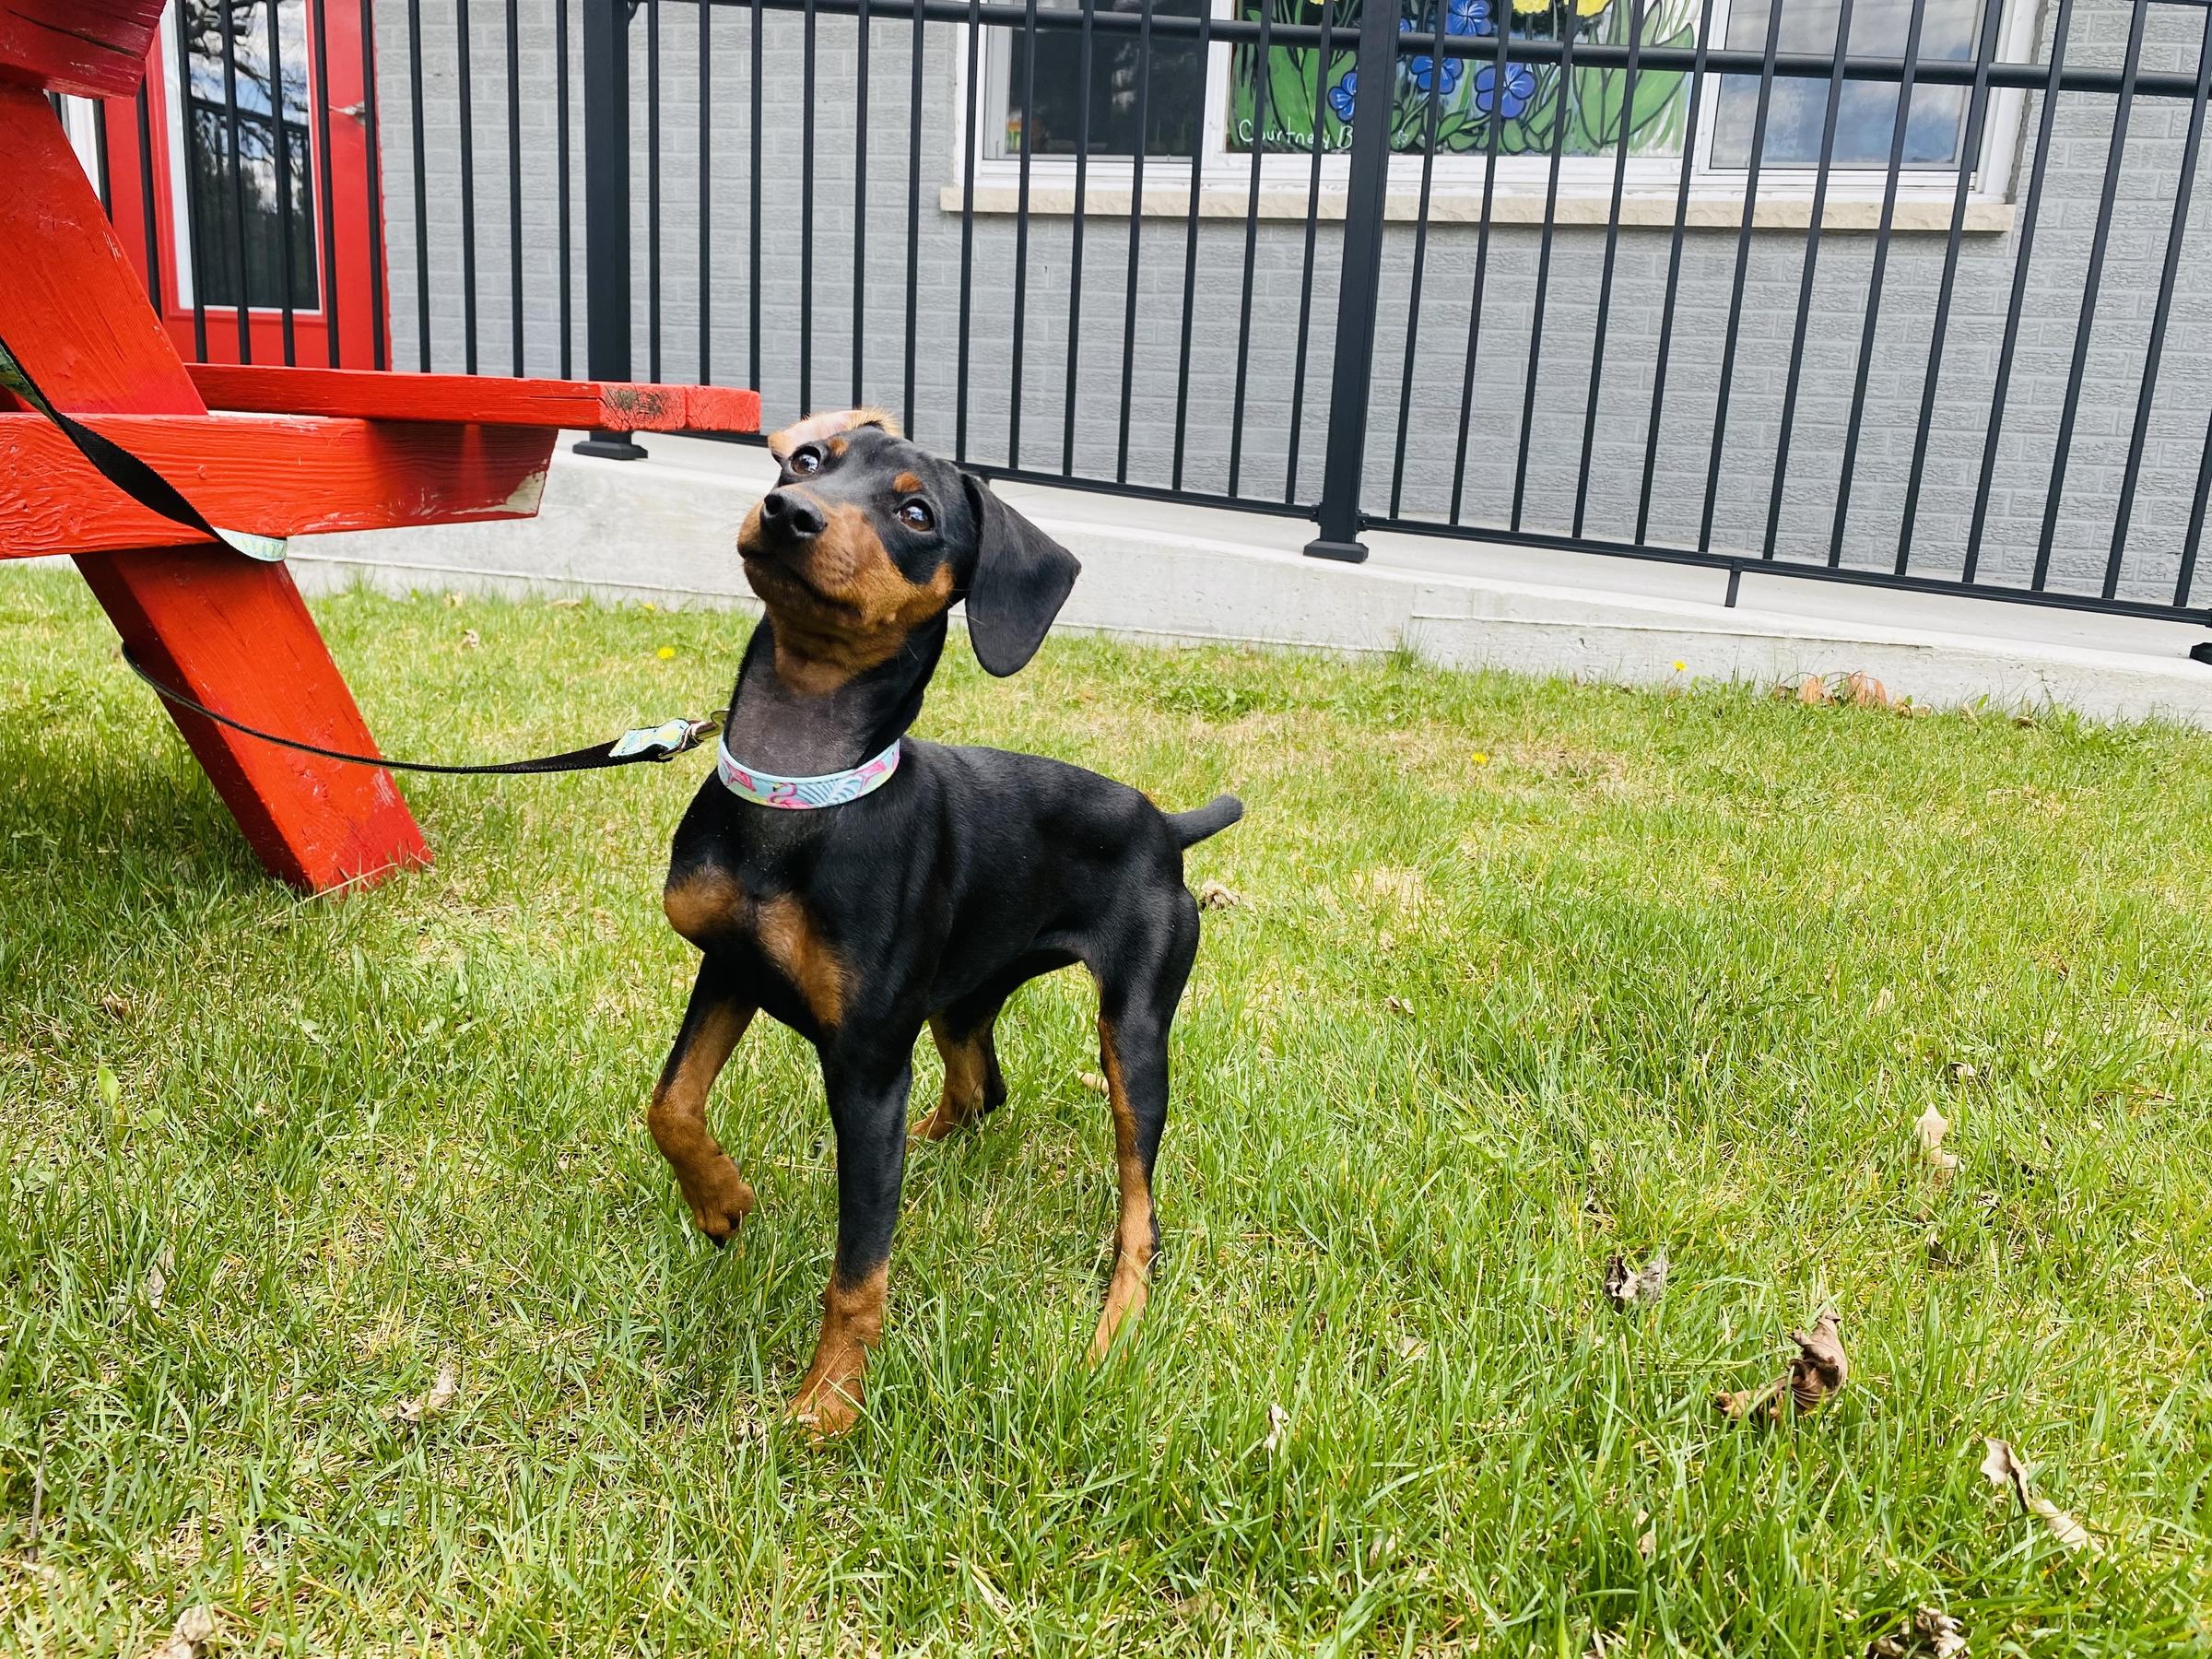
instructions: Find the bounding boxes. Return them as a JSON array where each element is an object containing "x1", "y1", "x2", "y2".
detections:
[{"x1": 760, "y1": 489, "x2": 826, "y2": 539}]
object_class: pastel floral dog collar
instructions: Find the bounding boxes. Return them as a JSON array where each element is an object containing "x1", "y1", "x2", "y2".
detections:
[{"x1": 714, "y1": 736, "x2": 902, "y2": 809}]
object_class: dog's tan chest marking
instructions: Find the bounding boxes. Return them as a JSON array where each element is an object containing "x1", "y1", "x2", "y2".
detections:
[
  {"x1": 662, "y1": 869, "x2": 745, "y2": 942},
  {"x1": 754, "y1": 893, "x2": 847, "y2": 1027},
  {"x1": 664, "y1": 872, "x2": 847, "y2": 1028}
]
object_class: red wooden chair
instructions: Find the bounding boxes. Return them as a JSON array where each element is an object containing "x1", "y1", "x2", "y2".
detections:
[{"x1": 0, "y1": 2, "x2": 757, "y2": 894}]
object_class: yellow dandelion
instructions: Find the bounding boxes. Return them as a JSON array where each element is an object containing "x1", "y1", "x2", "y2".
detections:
[
  {"x1": 1672, "y1": 660, "x2": 1687, "y2": 672},
  {"x1": 1473, "y1": 751, "x2": 1490, "y2": 766},
  {"x1": 656, "y1": 646, "x2": 677, "y2": 661}
]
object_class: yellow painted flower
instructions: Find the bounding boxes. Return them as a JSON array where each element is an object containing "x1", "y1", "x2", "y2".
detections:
[{"x1": 656, "y1": 646, "x2": 677, "y2": 661}]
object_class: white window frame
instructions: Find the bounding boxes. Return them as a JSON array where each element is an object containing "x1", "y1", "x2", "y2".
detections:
[
  {"x1": 951, "y1": 0, "x2": 2039, "y2": 218},
  {"x1": 160, "y1": 0, "x2": 330, "y2": 316}
]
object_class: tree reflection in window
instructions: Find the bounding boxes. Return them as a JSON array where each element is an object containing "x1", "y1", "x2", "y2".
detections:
[
  {"x1": 183, "y1": 0, "x2": 319, "y2": 309},
  {"x1": 1005, "y1": 0, "x2": 1211, "y2": 157}
]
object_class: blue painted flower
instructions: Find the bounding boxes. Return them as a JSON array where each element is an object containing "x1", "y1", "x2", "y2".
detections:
[
  {"x1": 1453, "y1": 0, "x2": 1497, "y2": 36},
  {"x1": 1472, "y1": 59, "x2": 1536, "y2": 118},
  {"x1": 1398, "y1": 0, "x2": 1491, "y2": 101},
  {"x1": 1400, "y1": 27, "x2": 1465, "y2": 99},
  {"x1": 1328, "y1": 68, "x2": 1358, "y2": 122}
]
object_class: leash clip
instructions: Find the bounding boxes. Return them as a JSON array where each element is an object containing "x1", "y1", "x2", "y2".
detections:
[{"x1": 609, "y1": 713, "x2": 718, "y2": 762}]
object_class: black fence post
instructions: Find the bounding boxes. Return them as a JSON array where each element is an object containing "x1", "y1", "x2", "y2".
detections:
[
  {"x1": 574, "y1": 0, "x2": 646, "y2": 459},
  {"x1": 1302, "y1": 0, "x2": 1396, "y2": 562}
]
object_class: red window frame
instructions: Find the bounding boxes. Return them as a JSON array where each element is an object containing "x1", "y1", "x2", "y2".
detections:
[{"x1": 94, "y1": 1, "x2": 389, "y2": 371}]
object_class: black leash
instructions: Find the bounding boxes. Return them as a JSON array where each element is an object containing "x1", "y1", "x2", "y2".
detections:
[
  {"x1": 0, "y1": 329, "x2": 287, "y2": 562},
  {"x1": 0, "y1": 324, "x2": 714, "y2": 775},
  {"x1": 122, "y1": 650, "x2": 718, "y2": 777}
]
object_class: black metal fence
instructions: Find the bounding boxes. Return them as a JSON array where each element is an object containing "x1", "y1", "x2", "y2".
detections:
[{"x1": 89, "y1": 0, "x2": 2212, "y2": 626}]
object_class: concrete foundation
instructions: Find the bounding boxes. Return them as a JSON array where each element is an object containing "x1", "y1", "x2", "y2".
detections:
[{"x1": 292, "y1": 433, "x2": 2212, "y2": 728}]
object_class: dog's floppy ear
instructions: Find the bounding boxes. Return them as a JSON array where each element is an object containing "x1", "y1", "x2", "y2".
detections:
[
  {"x1": 959, "y1": 473, "x2": 1080, "y2": 677},
  {"x1": 766, "y1": 406, "x2": 900, "y2": 462}
]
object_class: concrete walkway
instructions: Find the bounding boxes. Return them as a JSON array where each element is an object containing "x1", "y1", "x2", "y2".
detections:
[{"x1": 297, "y1": 431, "x2": 2212, "y2": 728}]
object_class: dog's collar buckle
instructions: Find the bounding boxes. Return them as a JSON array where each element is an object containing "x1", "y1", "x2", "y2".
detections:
[{"x1": 713, "y1": 736, "x2": 903, "y2": 809}]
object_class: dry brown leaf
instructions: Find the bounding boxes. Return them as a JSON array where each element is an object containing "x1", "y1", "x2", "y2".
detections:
[
  {"x1": 146, "y1": 1606, "x2": 218, "y2": 1659},
  {"x1": 1383, "y1": 994, "x2": 1415, "y2": 1018},
  {"x1": 100, "y1": 994, "x2": 135, "y2": 1020},
  {"x1": 1603, "y1": 1253, "x2": 1669, "y2": 1309},
  {"x1": 143, "y1": 1242, "x2": 173, "y2": 1312},
  {"x1": 1868, "y1": 1606, "x2": 1967, "y2": 1658},
  {"x1": 1788, "y1": 1312, "x2": 1849, "y2": 1412},
  {"x1": 1794, "y1": 674, "x2": 1834, "y2": 706},
  {"x1": 1980, "y1": 1437, "x2": 2100, "y2": 1557},
  {"x1": 1915, "y1": 1106, "x2": 1961, "y2": 1182},
  {"x1": 1261, "y1": 1403, "x2": 1289, "y2": 1454},
  {"x1": 1078, "y1": 1071, "x2": 1110, "y2": 1097},
  {"x1": 2028, "y1": 1495, "x2": 2099, "y2": 1556},
  {"x1": 1844, "y1": 671, "x2": 1899, "y2": 710},
  {"x1": 460, "y1": 629, "x2": 482, "y2": 650},
  {"x1": 1978, "y1": 1436, "x2": 2030, "y2": 1504},
  {"x1": 395, "y1": 1362, "x2": 460, "y2": 1426},
  {"x1": 1195, "y1": 879, "x2": 1241, "y2": 911},
  {"x1": 550, "y1": 596, "x2": 583, "y2": 608},
  {"x1": 1950, "y1": 1061, "x2": 1978, "y2": 1083},
  {"x1": 1636, "y1": 1512, "x2": 1656, "y2": 1561},
  {"x1": 1393, "y1": 1335, "x2": 1429, "y2": 1364},
  {"x1": 441, "y1": 592, "x2": 463, "y2": 607}
]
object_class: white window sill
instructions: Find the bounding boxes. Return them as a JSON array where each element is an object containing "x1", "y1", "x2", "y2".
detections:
[{"x1": 938, "y1": 182, "x2": 2015, "y2": 233}]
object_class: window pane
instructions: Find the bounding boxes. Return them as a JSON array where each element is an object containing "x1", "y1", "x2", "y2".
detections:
[
  {"x1": 182, "y1": 0, "x2": 319, "y2": 308},
  {"x1": 1710, "y1": 0, "x2": 1982, "y2": 169},
  {"x1": 1229, "y1": 0, "x2": 1700, "y2": 159},
  {"x1": 1006, "y1": 0, "x2": 1209, "y2": 158}
]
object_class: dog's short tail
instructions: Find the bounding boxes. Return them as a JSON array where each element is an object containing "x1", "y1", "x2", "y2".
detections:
[{"x1": 1169, "y1": 794, "x2": 1244, "y2": 849}]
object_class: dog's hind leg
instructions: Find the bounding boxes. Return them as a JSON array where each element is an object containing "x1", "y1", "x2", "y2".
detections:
[
  {"x1": 1088, "y1": 892, "x2": 1201, "y2": 1362},
  {"x1": 647, "y1": 961, "x2": 759, "y2": 1246},
  {"x1": 912, "y1": 993, "x2": 1010, "y2": 1141}
]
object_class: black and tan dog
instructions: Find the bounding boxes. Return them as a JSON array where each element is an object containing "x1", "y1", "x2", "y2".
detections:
[{"x1": 650, "y1": 407, "x2": 1241, "y2": 1433}]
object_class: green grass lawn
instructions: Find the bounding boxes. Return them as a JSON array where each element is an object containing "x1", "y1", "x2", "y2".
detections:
[{"x1": 5, "y1": 567, "x2": 2212, "y2": 1655}]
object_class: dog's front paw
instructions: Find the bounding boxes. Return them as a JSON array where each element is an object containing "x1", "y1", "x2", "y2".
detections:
[
  {"x1": 786, "y1": 1367, "x2": 864, "y2": 1437},
  {"x1": 1088, "y1": 1253, "x2": 1152, "y2": 1363},
  {"x1": 681, "y1": 1165, "x2": 757, "y2": 1246},
  {"x1": 908, "y1": 1101, "x2": 973, "y2": 1142}
]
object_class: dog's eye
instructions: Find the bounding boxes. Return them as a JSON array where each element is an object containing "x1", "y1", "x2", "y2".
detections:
[
  {"x1": 898, "y1": 500, "x2": 935, "y2": 532},
  {"x1": 788, "y1": 448, "x2": 821, "y2": 477}
]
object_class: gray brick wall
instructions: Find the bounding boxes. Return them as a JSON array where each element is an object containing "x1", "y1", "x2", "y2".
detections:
[{"x1": 373, "y1": 0, "x2": 2212, "y2": 607}]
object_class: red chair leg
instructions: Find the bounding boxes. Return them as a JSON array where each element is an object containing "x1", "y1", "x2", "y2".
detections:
[
  {"x1": 76, "y1": 547, "x2": 429, "y2": 892},
  {"x1": 0, "y1": 81, "x2": 428, "y2": 895}
]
